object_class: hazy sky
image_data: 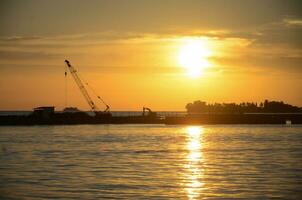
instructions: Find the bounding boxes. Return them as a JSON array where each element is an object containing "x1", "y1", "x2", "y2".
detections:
[{"x1": 0, "y1": 0, "x2": 301, "y2": 111}]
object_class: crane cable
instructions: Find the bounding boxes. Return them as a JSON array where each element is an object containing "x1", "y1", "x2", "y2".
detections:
[
  {"x1": 77, "y1": 73, "x2": 110, "y2": 111},
  {"x1": 64, "y1": 65, "x2": 68, "y2": 108}
]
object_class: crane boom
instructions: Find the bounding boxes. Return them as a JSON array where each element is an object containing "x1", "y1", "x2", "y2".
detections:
[{"x1": 65, "y1": 60, "x2": 98, "y2": 112}]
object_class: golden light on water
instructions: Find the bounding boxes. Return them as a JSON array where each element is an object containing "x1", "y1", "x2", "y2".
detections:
[
  {"x1": 185, "y1": 126, "x2": 205, "y2": 200},
  {"x1": 178, "y1": 38, "x2": 212, "y2": 78},
  {"x1": 187, "y1": 126, "x2": 203, "y2": 138}
]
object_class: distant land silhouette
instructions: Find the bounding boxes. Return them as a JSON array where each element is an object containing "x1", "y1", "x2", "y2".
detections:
[{"x1": 186, "y1": 100, "x2": 302, "y2": 114}]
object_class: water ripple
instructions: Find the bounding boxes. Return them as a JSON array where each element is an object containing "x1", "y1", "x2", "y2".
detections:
[{"x1": 0, "y1": 125, "x2": 302, "y2": 199}]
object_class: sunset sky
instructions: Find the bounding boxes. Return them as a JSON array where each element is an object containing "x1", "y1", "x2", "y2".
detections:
[{"x1": 0, "y1": 0, "x2": 301, "y2": 111}]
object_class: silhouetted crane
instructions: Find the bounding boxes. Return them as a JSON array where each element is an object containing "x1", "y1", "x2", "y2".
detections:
[{"x1": 64, "y1": 60, "x2": 110, "y2": 114}]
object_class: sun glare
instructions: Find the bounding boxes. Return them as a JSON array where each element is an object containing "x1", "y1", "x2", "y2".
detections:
[{"x1": 178, "y1": 38, "x2": 212, "y2": 78}]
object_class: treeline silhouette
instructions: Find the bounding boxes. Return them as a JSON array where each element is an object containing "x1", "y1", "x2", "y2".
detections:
[{"x1": 186, "y1": 100, "x2": 302, "y2": 114}]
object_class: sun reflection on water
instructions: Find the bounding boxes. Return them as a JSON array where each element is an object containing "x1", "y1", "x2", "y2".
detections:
[{"x1": 185, "y1": 126, "x2": 204, "y2": 200}]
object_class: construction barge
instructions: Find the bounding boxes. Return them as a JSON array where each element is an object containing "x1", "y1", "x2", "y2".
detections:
[
  {"x1": 1, "y1": 107, "x2": 302, "y2": 125},
  {"x1": 0, "y1": 106, "x2": 161, "y2": 125},
  {"x1": 2, "y1": 60, "x2": 301, "y2": 125}
]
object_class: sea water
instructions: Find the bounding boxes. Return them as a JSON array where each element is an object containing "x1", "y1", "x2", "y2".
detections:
[{"x1": 0, "y1": 125, "x2": 301, "y2": 199}]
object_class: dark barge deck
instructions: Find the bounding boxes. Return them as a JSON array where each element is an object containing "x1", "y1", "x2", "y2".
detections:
[{"x1": 1, "y1": 113, "x2": 302, "y2": 125}]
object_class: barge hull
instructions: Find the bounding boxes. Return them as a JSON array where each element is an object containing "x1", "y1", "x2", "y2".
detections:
[{"x1": 1, "y1": 113, "x2": 302, "y2": 125}]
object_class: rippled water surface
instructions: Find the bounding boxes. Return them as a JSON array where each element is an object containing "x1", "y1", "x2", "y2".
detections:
[{"x1": 0, "y1": 125, "x2": 302, "y2": 199}]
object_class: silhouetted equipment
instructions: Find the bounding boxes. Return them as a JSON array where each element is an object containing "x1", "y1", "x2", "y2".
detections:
[
  {"x1": 142, "y1": 107, "x2": 157, "y2": 117},
  {"x1": 64, "y1": 60, "x2": 110, "y2": 114}
]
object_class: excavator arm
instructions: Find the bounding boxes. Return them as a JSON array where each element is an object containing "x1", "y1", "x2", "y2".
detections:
[{"x1": 143, "y1": 107, "x2": 153, "y2": 116}]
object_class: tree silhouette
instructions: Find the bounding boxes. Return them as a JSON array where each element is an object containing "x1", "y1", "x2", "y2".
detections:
[{"x1": 186, "y1": 100, "x2": 302, "y2": 114}]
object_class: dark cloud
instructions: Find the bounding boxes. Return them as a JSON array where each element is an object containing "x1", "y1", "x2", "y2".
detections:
[
  {"x1": 0, "y1": 50, "x2": 61, "y2": 60},
  {"x1": 1, "y1": 0, "x2": 302, "y2": 36},
  {"x1": 250, "y1": 20, "x2": 302, "y2": 48}
]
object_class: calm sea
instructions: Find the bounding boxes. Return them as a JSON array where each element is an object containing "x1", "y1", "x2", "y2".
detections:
[{"x1": 0, "y1": 125, "x2": 301, "y2": 199}]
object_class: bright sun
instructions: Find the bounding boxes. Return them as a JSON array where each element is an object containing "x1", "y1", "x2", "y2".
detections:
[{"x1": 178, "y1": 38, "x2": 212, "y2": 78}]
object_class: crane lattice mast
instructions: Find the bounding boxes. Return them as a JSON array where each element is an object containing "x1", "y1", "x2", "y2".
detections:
[{"x1": 64, "y1": 60, "x2": 98, "y2": 112}]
